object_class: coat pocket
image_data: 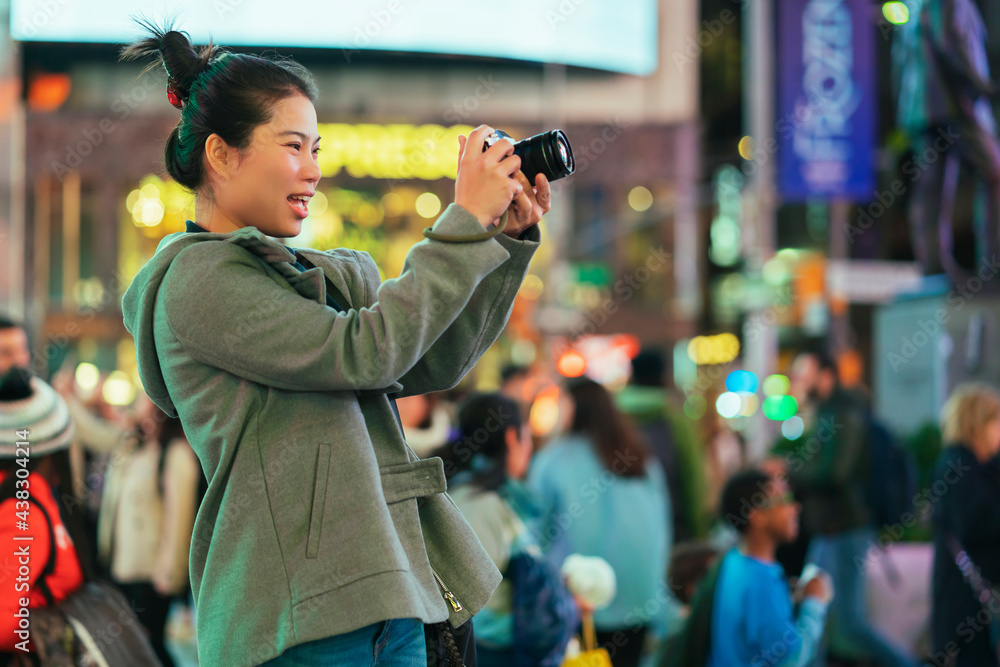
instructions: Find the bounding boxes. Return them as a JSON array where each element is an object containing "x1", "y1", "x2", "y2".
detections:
[{"x1": 306, "y1": 443, "x2": 332, "y2": 559}]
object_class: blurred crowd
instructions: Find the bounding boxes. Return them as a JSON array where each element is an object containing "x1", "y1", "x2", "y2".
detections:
[{"x1": 3, "y1": 310, "x2": 1000, "y2": 667}]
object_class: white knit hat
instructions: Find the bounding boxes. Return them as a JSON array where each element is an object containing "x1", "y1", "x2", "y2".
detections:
[{"x1": 0, "y1": 376, "x2": 74, "y2": 458}]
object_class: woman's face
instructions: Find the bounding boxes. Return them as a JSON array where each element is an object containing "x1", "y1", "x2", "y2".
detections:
[
  {"x1": 506, "y1": 423, "x2": 534, "y2": 480},
  {"x1": 207, "y1": 93, "x2": 322, "y2": 237},
  {"x1": 977, "y1": 417, "x2": 1000, "y2": 459}
]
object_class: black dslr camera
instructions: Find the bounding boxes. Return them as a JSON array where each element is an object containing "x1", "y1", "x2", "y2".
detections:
[{"x1": 483, "y1": 129, "x2": 575, "y2": 183}]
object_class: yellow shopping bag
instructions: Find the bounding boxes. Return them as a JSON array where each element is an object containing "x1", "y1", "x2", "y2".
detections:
[{"x1": 561, "y1": 612, "x2": 612, "y2": 667}]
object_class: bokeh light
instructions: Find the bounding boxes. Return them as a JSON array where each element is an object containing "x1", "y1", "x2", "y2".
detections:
[
  {"x1": 415, "y1": 192, "x2": 442, "y2": 218},
  {"x1": 882, "y1": 2, "x2": 909, "y2": 24},
  {"x1": 725, "y1": 370, "x2": 759, "y2": 394},
  {"x1": 738, "y1": 136, "x2": 753, "y2": 160},
  {"x1": 102, "y1": 371, "x2": 135, "y2": 406},
  {"x1": 688, "y1": 333, "x2": 740, "y2": 365},
  {"x1": 716, "y1": 392, "x2": 741, "y2": 419},
  {"x1": 683, "y1": 394, "x2": 707, "y2": 420},
  {"x1": 557, "y1": 350, "x2": 586, "y2": 378},
  {"x1": 738, "y1": 392, "x2": 759, "y2": 417},
  {"x1": 762, "y1": 374, "x2": 791, "y2": 396},
  {"x1": 781, "y1": 416, "x2": 805, "y2": 440},
  {"x1": 763, "y1": 395, "x2": 798, "y2": 421},
  {"x1": 628, "y1": 186, "x2": 653, "y2": 212},
  {"x1": 74, "y1": 363, "x2": 100, "y2": 392}
]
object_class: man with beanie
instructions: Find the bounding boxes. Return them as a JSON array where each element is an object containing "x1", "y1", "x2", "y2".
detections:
[{"x1": 0, "y1": 370, "x2": 85, "y2": 654}]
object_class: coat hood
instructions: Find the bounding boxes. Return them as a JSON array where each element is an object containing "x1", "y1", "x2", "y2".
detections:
[{"x1": 121, "y1": 225, "x2": 327, "y2": 417}]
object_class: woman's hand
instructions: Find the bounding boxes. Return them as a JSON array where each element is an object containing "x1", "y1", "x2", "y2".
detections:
[
  {"x1": 502, "y1": 171, "x2": 551, "y2": 238},
  {"x1": 454, "y1": 125, "x2": 524, "y2": 228}
]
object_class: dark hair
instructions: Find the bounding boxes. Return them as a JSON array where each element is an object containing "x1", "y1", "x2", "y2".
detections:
[
  {"x1": 568, "y1": 378, "x2": 649, "y2": 477},
  {"x1": 120, "y1": 19, "x2": 319, "y2": 192},
  {"x1": 631, "y1": 348, "x2": 666, "y2": 387},
  {"x1": 0, "y1": 315, "x2": 23, "y2": 331},
  {"x1": 720, "y1": 468, "x2": 773, "y2": 535},
  {"x1": 431, "y1": 393, "x2": 523, "y2": 493},
  {"x1": 799, "y1": 346, "x2": 838, "y2": 381},
  {"x1": 668, "y1": 542, "x2": 720, "y2": 605},
  {"x1": 500, "y1": 364, "x2": 530, "y2": 385}
]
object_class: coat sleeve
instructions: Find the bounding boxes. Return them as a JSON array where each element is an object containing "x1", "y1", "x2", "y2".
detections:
[
  {"x1": 356, "y1": 225, "x2": 540, "y2": 397},
  {"x1": 159, "y1": 204, "x2": 513, "y2": 392}
]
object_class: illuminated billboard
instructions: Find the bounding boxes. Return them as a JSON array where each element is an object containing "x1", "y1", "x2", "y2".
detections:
[{"x1": 12, "y1": 0, "x2": 658, "y2": 75}]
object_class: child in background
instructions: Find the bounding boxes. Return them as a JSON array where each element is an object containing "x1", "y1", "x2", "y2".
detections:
[{"x1": 707, "y1": 469, "x2": 832, "y2": 667}]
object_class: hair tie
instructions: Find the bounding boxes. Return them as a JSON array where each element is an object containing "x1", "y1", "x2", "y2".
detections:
[{"x1": 166, "y1": 80, "x2": 184, "y2": 109}]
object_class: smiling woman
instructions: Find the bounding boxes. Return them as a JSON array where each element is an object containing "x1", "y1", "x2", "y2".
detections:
[{"x1": 118, "y1": 17, "x2": 551, "y2": 667}]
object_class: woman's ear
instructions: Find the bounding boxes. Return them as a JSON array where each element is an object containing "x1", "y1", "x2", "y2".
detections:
[{"x1": 204, "y1": 133, "x2": 236, "y2": 181}]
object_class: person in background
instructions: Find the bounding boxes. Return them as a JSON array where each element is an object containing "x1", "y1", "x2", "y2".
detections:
[
  {"x1": 660, "y1": 541, "x2": 721, "y2": 645},
  {"x1": 98, "y1": 393, "x2": 200, "y2": 667},
  {"x1": 0, "y1": 316, "x2": 30, "y2": 380},
  {"x1": 528, "y1": 377, "x2": 670, "y2": 667},
  {"x1": 789, "y1": 350, "x2": 918, "y2": 667},
  {"x1": 0, "y1": 371, "x2": 87, "y2": 657},
  {"x1": 930, "y1": 383, "x2": 1000, "y2": 667},
  {"x1": 616, "y1": 348, "x2": 709, "y2": 542},
  {"x1": 699, "y1": 385, "x2": 745, "y2": 519},
  {"x1": 396, "y1": 391, "x2": 455, "y2": 458},
  {"x1": 435, "y1": 392, "x2": 576, "y2": 667},
  {"x1": 707, "y1": 469, "x2": 830, "y2": 667}
]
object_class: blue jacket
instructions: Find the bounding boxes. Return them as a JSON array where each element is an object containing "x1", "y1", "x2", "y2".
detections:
[{"x1": 526, "y1": 434, "x2": 671, "y2": 630}]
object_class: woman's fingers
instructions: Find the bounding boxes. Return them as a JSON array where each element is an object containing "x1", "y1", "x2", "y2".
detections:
[{"x1": 534, "y1": 173, "x2": 551, "y2": 215}]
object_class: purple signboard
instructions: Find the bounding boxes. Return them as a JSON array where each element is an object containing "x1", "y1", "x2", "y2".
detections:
[{"x1": 777, "y1": 0, "x2": 876, "y2": 201}]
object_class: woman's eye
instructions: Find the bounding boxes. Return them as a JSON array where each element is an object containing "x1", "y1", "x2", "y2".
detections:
[{"x1": 288, "y1": 143, "x2": 301, "y2": 151}]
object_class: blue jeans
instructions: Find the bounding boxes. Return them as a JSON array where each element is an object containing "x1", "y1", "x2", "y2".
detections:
[
  {"x1": 259, "y1": 618, "x2": 427, "y2": 666},
  {"x1": 807, "y1": 528, "x2": 916, "y2": 667}
]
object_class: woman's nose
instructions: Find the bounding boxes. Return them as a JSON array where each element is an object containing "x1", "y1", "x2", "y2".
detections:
[{"x1": 302, "y1": 156, "x2": 322, "y2": 183}]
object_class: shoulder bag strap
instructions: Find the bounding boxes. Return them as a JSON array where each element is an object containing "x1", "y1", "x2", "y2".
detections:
[{"x1": 25, "y1": 494, "x2": 58, "y2": 607}]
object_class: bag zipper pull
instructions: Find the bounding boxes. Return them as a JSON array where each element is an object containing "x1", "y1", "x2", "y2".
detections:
[{"x1": 431, "y1": 569, "x2": 464, "y2": 613}]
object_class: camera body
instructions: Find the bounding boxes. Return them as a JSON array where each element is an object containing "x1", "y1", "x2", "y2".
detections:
[{"x1": 483, "y1": 129, "x2": 576, "y2": 183}]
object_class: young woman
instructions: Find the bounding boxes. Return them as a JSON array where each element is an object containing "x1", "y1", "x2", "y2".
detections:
[
  {"x1": 931, "y1": 383, "x2": 1000, "y2": 667},
  {"x1": 433, "y1": 393, "x2": 576, "y2": 667},
  {"x1": 119, "y1": 22, "x2": 550, "y2": 667},
  {"x1": 527, "y1": 378, "x2": 671, "y2": 667}
]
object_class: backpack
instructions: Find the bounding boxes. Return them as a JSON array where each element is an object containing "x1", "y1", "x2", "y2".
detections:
[
  {"x1": 22, "y1": 494, "x2": 163, "y2": 667},
  {"x1": 509, "y1": 550, "x2": 580, "y2": 667},
  {"x1": 657, "y1": 555, "x2": 723, "y2": 667},
  {"x1": 863, "y1": 416, "x2": 918, "y2": 529}
]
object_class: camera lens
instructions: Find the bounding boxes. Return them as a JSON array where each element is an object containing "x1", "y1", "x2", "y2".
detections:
[{"x1": 513, "y1": 129, "x2": 575, "y2": 183}]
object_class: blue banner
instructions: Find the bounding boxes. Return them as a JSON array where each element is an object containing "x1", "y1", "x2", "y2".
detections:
[{"x1": 777, "y1": 0, "x2": 876, "y2": 201}]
